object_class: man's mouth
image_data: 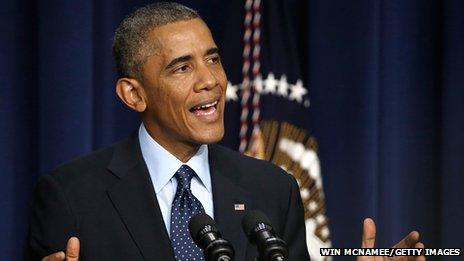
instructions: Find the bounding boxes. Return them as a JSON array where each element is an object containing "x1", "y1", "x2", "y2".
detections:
[
  {"x1": 189, "y1": 100, "x2": 220, "y2": 121},
  {"x1": 190, "y1": 100, "x2": 218, "y2": 114}
]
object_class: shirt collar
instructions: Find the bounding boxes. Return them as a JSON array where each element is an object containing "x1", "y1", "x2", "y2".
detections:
[{"x1": 138, "y1": 124, "x2": 211, "y2": 194}]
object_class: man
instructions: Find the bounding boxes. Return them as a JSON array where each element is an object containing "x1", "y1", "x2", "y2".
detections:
[{"x1": 29, "y1": 2, "x2": 424, "y2": 261}]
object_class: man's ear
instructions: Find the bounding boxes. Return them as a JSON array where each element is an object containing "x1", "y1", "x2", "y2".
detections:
[{"x1": 115, "y1": 78, "x2": 147, "y2": 112}]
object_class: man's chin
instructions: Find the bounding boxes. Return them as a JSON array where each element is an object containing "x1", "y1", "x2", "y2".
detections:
[{"x1": 192, "y1": 128, "x2": 224, "y2": 145}]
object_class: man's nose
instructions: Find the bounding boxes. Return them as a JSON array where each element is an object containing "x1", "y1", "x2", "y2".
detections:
[{"x1": 194, "y1": 63, "x2": 218, "y2": 92}]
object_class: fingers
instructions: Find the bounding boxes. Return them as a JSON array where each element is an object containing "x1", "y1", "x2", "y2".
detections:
[
  {"x1": 40, "y1": 237, "x2": 80, "y2": 261},
  {"x1": 406, "y1": 231, "x2": 420, "y2": 247},
  {"x1": 66, "y1": 237, "x2": 80, "y2": 261},
  {"x1": 393, "y1": 231, "x2": 420, "y2": 248},
  {"x1": 393, "y1": 232, "x2": 425, "y2": 261},
  {"x1": 361, "y1": 218, "x2": 376, "y2": 248},
  {"x1": 415, "y1": 241, "x2": 426, "y2": 261},
  {"x1": 41, "y1": 251, "x2": 65, "y2": 261}
]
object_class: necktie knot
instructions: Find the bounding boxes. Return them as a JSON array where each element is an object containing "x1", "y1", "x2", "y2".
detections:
[{"x1": 174, "y1": 165, "x2": 195, "y2": 191}]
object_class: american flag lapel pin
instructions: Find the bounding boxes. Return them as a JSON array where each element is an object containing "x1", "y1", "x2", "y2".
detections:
[{"x1": 234, "y1": 203, "x2": 245, "y2": 211}]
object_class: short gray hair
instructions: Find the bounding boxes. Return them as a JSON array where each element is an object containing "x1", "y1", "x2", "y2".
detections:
[{"x1": 112, "y1": 2, "x2": 200, "y2": 79}]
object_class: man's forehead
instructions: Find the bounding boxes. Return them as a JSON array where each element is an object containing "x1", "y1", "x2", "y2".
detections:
[{"x1": 146, "y1": 18, "x2": 215, "y2": 56}]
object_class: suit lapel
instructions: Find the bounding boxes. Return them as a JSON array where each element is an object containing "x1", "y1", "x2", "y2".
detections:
[
  {"x1": 106, "y1": 134, "x2": 175, "y2": 261},
  {"x1": 209, "y1": 145, "x2": 252, "y2": 261}
]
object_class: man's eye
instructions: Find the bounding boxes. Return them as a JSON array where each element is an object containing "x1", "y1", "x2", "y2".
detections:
[
  {"x1": 175, "y1": 65, "x2": 190, "y2": 73},
  {"x1": 207, "y1": 56, "x2": 221, "y2": 64}
]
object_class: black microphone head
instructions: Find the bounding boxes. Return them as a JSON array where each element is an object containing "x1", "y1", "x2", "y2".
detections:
[
  {"x1": 241, "y1": 210, "x2": 273, "y2": 237},
  {"x1": 189, "y1": 213, "x2": 235, "y2": 260},
  {"x1": 242, "y1": 210, "x2": 288, "y2": 260},
  {"x1": 188, "y1": 213, "x2": 219, "y2": 245}
]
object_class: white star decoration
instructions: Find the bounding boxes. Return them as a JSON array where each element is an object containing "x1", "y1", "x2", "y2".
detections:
[
  {"x1": 226, "y1": 81, "x2": 239, "y2": 101},
  {"x1": 277, "y1": 74, "x2": 289, "y2": 97},
  {"x1": 226, "y1": 72, "x2": 310, "y2": 107},
  {"x1": 263, "y1": 73, "x2": 277, "y2": 94},
  {"x1": 289, "y1": 80, "x2": 307, "y2": 103}
]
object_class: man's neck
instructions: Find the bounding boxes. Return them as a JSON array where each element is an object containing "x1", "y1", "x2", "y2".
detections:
[{"x1": 143, "y1": 124, "x2": 200, "y2": 163}]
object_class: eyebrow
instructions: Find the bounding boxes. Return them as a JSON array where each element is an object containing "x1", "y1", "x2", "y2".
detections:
[
  {"x1": 206, "y1": 47, "x2": 220, "y2": 56},
  {"x1": 165, "y1": 55, "x2": 192, "y2": 70},
  {"x1": 165, "y1": 47, "x2": 220, "y2": 70}
]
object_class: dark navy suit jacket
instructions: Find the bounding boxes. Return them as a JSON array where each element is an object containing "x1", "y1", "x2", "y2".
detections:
[{"x1": 28, "y1": 133, "x2": 310, "y2": 260}]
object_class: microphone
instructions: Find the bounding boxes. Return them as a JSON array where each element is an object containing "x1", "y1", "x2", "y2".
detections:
[
  {"x1": 188, "y1": 213, "x2": 235, "y2": 261},
  {"x1": 241, "y1": 210, "x2": 288, "y2": 261}
]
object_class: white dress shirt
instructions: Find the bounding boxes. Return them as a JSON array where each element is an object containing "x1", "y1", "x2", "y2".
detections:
[{"x1": 138, "y1": 124, "x2": 214, "y2": 236}]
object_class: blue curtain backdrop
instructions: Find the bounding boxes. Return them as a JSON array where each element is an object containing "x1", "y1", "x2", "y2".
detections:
[{"x1": 1, "y1": 0, "x2": 463, "y2": 259}]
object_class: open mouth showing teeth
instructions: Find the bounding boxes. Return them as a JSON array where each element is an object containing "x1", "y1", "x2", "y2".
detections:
[
  {"x1": 189, "y1": 100, "x2": 219, "y2": 117},
  {"x1": 190, "y1": 100, "x2": 218, "y2": 111}
]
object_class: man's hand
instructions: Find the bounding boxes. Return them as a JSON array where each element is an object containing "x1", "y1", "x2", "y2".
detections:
[
  {"x1": 358, "y1": 218, "x2": 425, "y2": 261},
  {"x1": 41, "y1": 237, "x2": 80, "y2": 261}
]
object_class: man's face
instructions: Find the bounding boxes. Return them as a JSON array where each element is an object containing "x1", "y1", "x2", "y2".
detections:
[{"x1": 140, "y1": 18, "x2": 227, "y2": 151}]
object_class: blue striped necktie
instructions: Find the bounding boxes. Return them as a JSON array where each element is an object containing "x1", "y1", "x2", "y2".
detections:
[{"x1": 170, "y1": 164, "x2": 205, "y2": 261}]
